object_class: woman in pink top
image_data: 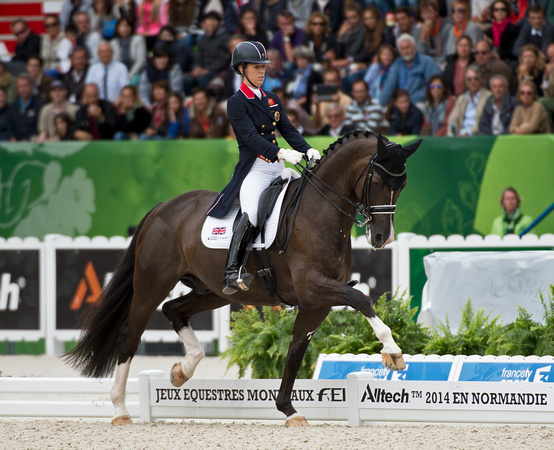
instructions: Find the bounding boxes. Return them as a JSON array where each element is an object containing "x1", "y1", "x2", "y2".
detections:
[{"x1": 136, "y1": 0, "x2": 164, "y2": 38}]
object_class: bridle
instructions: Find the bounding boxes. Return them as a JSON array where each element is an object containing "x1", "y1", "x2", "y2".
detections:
[
  {"x1": 277, "y1": 152, "x2": 406, "y2": 253},
  {"x1": 298, "y1": 153, "x2": 405, "y2": 227}
]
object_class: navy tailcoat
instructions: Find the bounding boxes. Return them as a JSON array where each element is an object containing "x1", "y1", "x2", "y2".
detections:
[{"x1": 207, "y1": 83, "x2": 311, "y2": 218}]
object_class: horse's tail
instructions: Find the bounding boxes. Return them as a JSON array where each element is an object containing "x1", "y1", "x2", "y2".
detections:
[{"x1": 64, "y1": 205, "x2": 158, "y2": 378}]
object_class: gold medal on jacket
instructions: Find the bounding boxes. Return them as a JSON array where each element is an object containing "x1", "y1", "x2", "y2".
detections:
[{"x1": 274, "y1": 111, "x2": 280, "y2": 122}]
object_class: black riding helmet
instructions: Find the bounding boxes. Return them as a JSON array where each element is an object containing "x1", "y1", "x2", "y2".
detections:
[{"x1": 231, "y1": 41, "x2": 271, "y2": 75}]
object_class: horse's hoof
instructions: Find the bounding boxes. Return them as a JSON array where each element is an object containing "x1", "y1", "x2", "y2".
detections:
[
  {"x1": 285, "y1": 414, "x2": 310, "y2": 427},
  {"x1": 111, "y1": 415, "x2": 132, "y2": 426},
  {"x1": 382, "y1": 352, "x2": 406, "y2": 371},
  {"x1": 170, "y1": 362, "x2": 189, "y2": 387}
]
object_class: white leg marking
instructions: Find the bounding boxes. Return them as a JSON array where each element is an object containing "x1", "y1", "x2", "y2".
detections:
[
  {"x1": 111, "y1": 358, "x2": 131, "y2": 419},
  {"x1": 178, "y1": 325, "x2": 205, "y2": 379},
  {"x1": 366, "y1": 316, "x2": 401, "y2": 354}
]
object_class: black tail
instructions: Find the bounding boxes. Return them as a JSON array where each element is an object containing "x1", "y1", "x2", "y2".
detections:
[{"x1": 64, "y1": 206, "x2": 158, "y2": 378}]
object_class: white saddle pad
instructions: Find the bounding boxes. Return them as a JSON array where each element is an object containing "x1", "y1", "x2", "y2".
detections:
[{"x1": 202, "y1": 176, "x2": 293, "y2": 250}]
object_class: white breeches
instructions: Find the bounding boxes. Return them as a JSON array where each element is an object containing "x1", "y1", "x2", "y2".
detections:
[{"x1": 240, "y1": 158, "x2": 284, "y2": 227}]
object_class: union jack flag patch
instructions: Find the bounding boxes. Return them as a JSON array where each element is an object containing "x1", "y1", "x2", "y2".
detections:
[{"x1": 212, "y1": 227, "x2": 226, "y2": 235}]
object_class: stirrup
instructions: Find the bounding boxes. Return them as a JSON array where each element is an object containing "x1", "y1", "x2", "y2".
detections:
[
  {"x1": 236, "y1": 267, "x2": 253, "y2": 291},
  {"x1": 222, "y1": 269, "x2": 254, "y2": 295}
]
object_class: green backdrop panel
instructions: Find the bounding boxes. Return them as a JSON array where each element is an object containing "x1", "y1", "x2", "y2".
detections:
[
  {"x1": 2, "y1": 136, "x2": 553, "y2": 240},
  {"x1": 473, "y1": 135, "x2": 554, "y2": 236}
]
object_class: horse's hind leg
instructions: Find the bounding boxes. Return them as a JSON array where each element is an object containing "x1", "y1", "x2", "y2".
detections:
[
  {"x1": 111, "y1": 276, "x2": 181, "y2": 425},
  {"x1": 162, "y1": 291, "x2": 230, "y2": 386}
]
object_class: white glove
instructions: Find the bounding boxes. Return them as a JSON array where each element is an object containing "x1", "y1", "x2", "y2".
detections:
[
  {"x1": 279, "y1": 148, "x2": 303, "y2": 165},
  {"x1": 306, "y1": 148, "x2": 320, "y2": 161}
]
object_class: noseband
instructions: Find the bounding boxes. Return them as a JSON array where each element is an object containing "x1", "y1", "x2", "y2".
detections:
[{"x1": 299, "y1": 153, "x2": 406, "y2": 228}]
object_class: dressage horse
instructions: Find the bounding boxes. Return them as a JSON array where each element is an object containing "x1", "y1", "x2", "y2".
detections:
[{"x1": 65, "y1": 131, "x2": 421, "y2": 426}]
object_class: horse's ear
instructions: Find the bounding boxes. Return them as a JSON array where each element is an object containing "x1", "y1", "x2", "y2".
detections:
[
  {"x1": 376, "y1": 133, "x2": 390, "y2": 157},
  {"x1": 403, "y1": 139, "x2": 422, "y2": 157}
]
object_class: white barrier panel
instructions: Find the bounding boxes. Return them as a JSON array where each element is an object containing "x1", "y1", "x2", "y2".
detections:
[
  {"x1": 139, "y1": 370, "x2": 348, "y2": 422},
  {"x1": 0, "y1": 376, "x2": 139, "y2": 418},
  {"x1": 347, "y1": 373, "x2": 554, "y2": 426}
]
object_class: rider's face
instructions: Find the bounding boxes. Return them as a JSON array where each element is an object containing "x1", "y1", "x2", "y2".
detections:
[{"x1": 242, "y1": 63, "x2": 266, "y2": 88}]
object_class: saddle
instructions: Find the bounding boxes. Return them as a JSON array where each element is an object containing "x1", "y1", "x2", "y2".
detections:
[{"x1": 201, "y1": 174, "x2": 295, "y2": 307}]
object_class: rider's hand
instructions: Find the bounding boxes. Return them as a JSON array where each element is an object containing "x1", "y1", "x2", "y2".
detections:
[
  {"x1": 306, "y1": 148, "x2": 320, "y2": 162},
  {"x1": 279, "y1": 148, "x2": 303, "y2": 165}
]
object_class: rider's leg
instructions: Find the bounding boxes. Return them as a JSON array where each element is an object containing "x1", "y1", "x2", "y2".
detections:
[
  {"x1": 222, "y1": 212, "x2": 256, "y2": 294},
  {"x1": 222, "y1": 159, "x2": 283, "y2": 294}
]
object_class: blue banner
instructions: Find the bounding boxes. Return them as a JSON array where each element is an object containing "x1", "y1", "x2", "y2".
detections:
[
  {"x1": 458, "y1": 362, "x2": 554, "y2": 383},
  {"x1": 316, "y1": 360, "x2": 453, "y2": 381}
]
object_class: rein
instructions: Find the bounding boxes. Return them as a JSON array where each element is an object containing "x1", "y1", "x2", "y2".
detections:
[{"x1": 276, "y1": 153, "x2": 405, "y2": 254}]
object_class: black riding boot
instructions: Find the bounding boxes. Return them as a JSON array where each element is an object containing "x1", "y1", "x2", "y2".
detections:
[{"x1": 222, "y1": 213, "x2": 256, "y2": 295}]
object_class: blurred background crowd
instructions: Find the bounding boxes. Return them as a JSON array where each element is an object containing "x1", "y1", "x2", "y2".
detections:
[{"x1": 0, "y1": 0, "x2": 553, "y2": 142}]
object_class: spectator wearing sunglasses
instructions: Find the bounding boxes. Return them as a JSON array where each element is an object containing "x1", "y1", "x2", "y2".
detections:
[
  {"x1": 479, "y1": 74, "x2": 518, "y2": 135},
  {"x1": 422, "y1": 75, "x2": 456, "y2": 136},
  {"x1": 509, "y1": 80, "x2": 550, "y2": 134},
  {"x1": 10, "y1": 19, "x2": 41, "y2": 69},
  {"x1": 444, "y1": 1, "x2": 483, "y2": 57},
  {"x1": 447, "y1": 64, "x2": 492, "y2": 136},
  {"x1": 473, "y1": 40, "x2": 515, "y2": 94},
  {"x1": 484, "y1": 0, "x2": 518, "y2": 67},
  {"x1": 40, "y1": 14, "x2": 73, "y2": 76}
]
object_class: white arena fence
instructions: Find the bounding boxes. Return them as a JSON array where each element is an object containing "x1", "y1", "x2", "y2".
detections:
[
  {"x1": 1, "y1": 355, "x2": 553, "y2": 425},
  {"x1": 0, "y1": 233, "x2": 553, "y2": 354}
]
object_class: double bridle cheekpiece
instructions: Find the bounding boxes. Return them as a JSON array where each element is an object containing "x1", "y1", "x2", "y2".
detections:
[{"x1": 298, "y1": 153, "x2": 405, "y2": 227}]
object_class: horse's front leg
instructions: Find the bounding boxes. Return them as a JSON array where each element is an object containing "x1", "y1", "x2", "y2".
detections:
[
  {"x1": 315, "y1": 279, "x2": 406, "y2": 371},
  {"x1": 276, "y1": 307, "x2": 330, "y2": 427}
]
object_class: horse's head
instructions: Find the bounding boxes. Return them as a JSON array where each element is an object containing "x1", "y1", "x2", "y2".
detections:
[{"x1": 363, "y1": 134, "x2": 421, "y2": 249}]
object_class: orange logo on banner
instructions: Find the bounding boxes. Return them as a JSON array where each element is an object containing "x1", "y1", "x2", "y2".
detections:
[{"x1": 69, "y1": 261, "x2": 102, "y2": 310}]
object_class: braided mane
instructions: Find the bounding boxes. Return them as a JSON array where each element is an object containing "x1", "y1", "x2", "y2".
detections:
[{"x1": 314, "y1": 129, "x2": 377, "y2": 172}]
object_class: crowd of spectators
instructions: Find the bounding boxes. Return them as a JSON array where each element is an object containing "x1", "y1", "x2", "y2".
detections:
[{"x1": 1, "y1": 0, "x2": 553, "y2": 142}]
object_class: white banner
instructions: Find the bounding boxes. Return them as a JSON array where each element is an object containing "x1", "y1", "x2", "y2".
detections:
[{"x1": 355, "y1": 380, "x2": 554, "y2": 411}]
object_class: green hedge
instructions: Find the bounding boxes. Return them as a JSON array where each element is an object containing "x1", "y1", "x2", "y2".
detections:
[{"x1": 223, "y1": 286, "x2": 554, "y2": 379}]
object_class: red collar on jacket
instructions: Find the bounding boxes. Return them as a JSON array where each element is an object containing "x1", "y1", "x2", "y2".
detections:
[{"x1": 239, "y1": 82, "x2": 266, "y2": 99}]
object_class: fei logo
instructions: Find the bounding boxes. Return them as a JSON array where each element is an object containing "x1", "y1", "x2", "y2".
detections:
[{"x1": 0, "y1": 273, "x2": 24, "y2": 311}]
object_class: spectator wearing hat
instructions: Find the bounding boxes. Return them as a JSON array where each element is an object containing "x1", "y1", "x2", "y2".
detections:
[{"x1": 36, "y1": 81, "x2": 78, "y2": 141}]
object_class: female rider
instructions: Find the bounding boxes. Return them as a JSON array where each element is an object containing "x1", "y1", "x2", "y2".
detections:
[{"x1": 207, "y1": 41, "x2": 320, "y2": 295}]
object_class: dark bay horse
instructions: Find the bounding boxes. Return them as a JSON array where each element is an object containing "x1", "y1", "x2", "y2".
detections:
[{"x1": 65, "y1": 131, "x2": 421, "y2": 426}]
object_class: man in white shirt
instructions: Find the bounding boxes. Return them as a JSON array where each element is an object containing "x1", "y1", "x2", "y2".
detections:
[
  {"x1": 85, "y1": 42, "x2": 129, "y2": 103},
  {"x1": 448, "y1": 65, "x2": 491, "y2": 136}
]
